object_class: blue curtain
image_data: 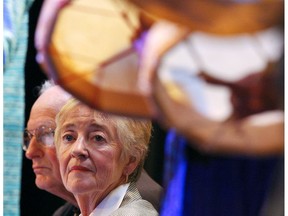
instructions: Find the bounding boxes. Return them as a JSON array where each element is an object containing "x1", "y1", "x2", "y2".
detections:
[
  {"x1": 161, "y1": 129, "x2": 279, "y2": 216},
  {"x1": 4, "y1": 0, "x2": 34, "y2": 215}
]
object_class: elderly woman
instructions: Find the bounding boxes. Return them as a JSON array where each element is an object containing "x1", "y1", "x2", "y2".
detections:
[{"x1": 54, "y1": 98, "x2": 158, "y2": 216}]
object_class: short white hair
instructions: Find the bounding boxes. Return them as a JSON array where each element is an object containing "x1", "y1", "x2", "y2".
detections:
[{"x1": 38, "y1": 79, "x2": 56, "y2": 95}]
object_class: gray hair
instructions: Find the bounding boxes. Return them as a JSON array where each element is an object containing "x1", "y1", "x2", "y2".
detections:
[
  {"x1": 33, "y1": 79, "x2": 56, "y2": 97},
  {"x1": 36, "y1": 80, "x2": 72, "y2": 100},
  {"x1": 38, "y1": 79, "x2": 56, "y2": 95}
]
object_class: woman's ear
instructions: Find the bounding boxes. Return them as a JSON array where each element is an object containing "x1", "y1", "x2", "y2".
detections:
[{"x1": 124, "y1": 156, "x2": 139, "y2": 176}]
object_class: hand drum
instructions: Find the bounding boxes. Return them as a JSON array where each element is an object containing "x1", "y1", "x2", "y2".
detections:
[{"x1": 47, "y1": 0, "x2": 157, "y2": 117}]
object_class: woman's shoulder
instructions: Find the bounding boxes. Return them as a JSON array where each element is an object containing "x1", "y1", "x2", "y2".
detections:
[
  {"x1": 112, "y1": 200, "x2": 159, "y2": 216},
  {"x1": 112, "y1": 183, "x2": 159, "y2": 216}
]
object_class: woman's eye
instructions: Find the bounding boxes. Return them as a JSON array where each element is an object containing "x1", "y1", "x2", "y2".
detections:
[
  {"x1": 63, "y1": 134, "x2": 75, "y2": 142},
  {"x1": 93, "y1": 135, "x2": 105, "y2": 142}
]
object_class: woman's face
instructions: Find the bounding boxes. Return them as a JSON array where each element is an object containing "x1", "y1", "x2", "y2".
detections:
[{"x1": 57, "y1": 104, "x2": 131, "y2": 197}]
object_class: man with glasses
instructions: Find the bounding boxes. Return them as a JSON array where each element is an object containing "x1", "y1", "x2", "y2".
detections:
[{"x1": 23, "y1": 81, "x2": 79, "y2": 215}]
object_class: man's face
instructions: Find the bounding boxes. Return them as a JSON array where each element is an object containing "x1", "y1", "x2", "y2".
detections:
[{"x1": 25, "y1": 87, "x2": 69, "y2": 192}]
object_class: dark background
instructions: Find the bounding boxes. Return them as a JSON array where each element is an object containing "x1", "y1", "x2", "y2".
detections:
[{"x1": 21, "y1": 1, "x2": 165, "y2": 215}]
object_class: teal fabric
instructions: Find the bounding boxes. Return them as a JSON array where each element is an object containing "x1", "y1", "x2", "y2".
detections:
[{"x1": 4, "y1": 0, "x2": 34, "y2": 215}]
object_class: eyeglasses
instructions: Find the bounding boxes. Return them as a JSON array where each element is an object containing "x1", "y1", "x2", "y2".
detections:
[{"x1": 23, "y1": 125, "x2": 55, "y2": 151}]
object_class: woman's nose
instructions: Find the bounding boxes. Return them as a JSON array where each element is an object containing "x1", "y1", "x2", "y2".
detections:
[
  {"x1": 25, "y1": 137, "x2": 44, "y2": 159},
  {"x1": 71, "y1": 137, "x2": 89, "y2": 159}
]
